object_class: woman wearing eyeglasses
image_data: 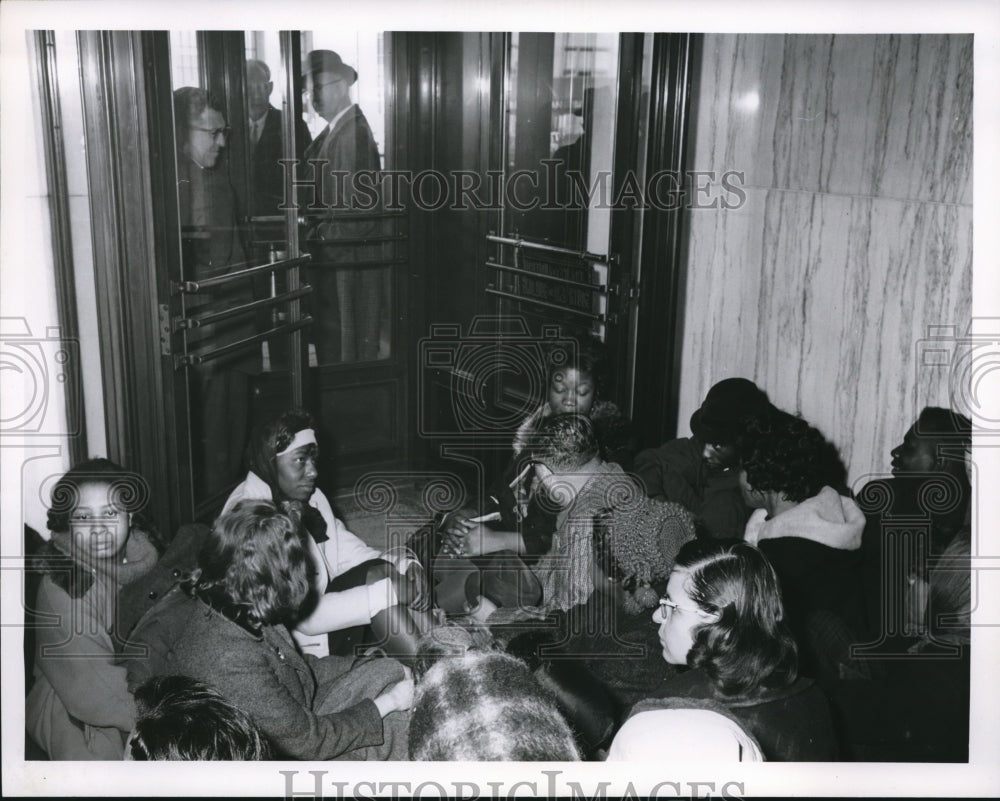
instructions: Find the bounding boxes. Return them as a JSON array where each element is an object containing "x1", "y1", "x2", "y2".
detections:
[
  {"x1": 609, "y1": 539, "x2": 838, "y2": 761},
  {"x1": 25, "y1": 458, "x2": 164, "y2": 760}
]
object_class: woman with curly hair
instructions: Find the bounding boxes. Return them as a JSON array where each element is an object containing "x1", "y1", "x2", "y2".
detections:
[
  {"x1": 738, "y1": 409, "x2": 866, "y2": 681},
  {"x1": 26, "y1": 458, "x2": 164, "y2": 759},
  {"x1": 614, "y1": 539, "x2": 837, "y2": 761},
  {"x1": 126, "y1": 500, "x2": 413, "y2": 760},
  {"x1": 224, "y1": 408, "x2": 432, "y2": 664}
]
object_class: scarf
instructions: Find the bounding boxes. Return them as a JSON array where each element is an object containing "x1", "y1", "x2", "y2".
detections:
[{"x1": 47, "y1": 527, "x2": 159, "y2": 599}]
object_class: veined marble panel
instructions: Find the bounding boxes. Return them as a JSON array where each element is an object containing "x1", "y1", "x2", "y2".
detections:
[
  {"x1": 678, "y1": 189, "x2": 972, "y2": 485},
  {"x1": 677, "y1": 186, "x2": 767, "y2": 400},
  {"x1": 690, "y1": 34, "x2": 972, "y2": 205}
]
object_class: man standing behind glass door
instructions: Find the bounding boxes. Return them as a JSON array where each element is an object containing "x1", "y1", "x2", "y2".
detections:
[
  {"x1": 301, "y1": 49, "x2": 389, "y2": 364},
  {"x1": 247, "y1": 60, "x2": 313, "y2": 368},
  {"x1": 247, "y1": 59, "x2": 313, "y2": 219},
  {"x1": 175, "y1": 87, "x2": 256, "y2": 502}
]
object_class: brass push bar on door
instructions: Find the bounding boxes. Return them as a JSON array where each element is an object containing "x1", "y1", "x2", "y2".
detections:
[
  {"x1": 175, "y1": 317, "x2": 313, "y2": 368},
  {"x1": 172, "y1": 253, "x2": 312, "y2": 294}
]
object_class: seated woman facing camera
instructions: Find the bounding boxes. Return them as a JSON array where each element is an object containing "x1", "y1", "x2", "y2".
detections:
[
  {"x1": 437, "y1": 336, "x2": 634, "y2": 568},
  {"x1": 126, "y1": 500, "x2": 413, "y2": 760},
  {"x1": 223, "y1": 409, "x2": 432, "y2": 664},
  {"x1": 616, "y1": 539, "x2": 837, "y2": 761},
  {"x1": 26, "y1": 458, "x2": 164, "y2": 760}
]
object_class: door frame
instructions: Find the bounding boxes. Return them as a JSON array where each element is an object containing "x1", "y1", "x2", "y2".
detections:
[
  {"x1": 78, "y1": 30, "x2": 180, "y2": 532},
  {"x1": 628, "y1": 33, "x2": 697, "y2": 445},
  {"x1": 80, "y1": 29, "x2": 313, "y2": 532}
]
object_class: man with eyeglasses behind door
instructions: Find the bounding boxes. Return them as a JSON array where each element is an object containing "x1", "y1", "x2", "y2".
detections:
[
  {"x1": 174, "y1": 87, "x2": 258, "y2": 500},
  {"x1": 174, "y1": 87, "x2": 245, "y2": 278},
  {"x1": 300, "y1": 49, "x2": 389, "y2": 365}
]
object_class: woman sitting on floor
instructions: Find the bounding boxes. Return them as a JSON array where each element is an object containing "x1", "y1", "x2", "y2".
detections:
[
  {"x1": 223, "y1": 408, "x2": 432, "y2": 664},
  {"x1": 26, "y1": 458, "x2": 163, "y2": 760},
  {"x1": 458, "y1": 413, "x2": 694, "y2": 624},
  {"x1": 620, "y1": 538, "x2": 838, "y2": 761},
  {"x1": 737, "y1": 408, "x2": 866, "y2": 681},
  {"x1": 437, "y1": 335, "x2": 634, "y2": 567},
  {"x1": 126, "y1": 500, "x2": 414, "y2": 760}
]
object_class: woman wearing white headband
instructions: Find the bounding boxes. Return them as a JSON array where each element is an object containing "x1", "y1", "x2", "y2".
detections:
[{"x1": 223, "y1": 408, "x2": 433, "y2": 664}]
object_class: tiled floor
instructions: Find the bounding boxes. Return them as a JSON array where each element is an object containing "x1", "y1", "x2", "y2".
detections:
[{"x1": 333, "y1": 480, "x2": 432, "y2": 553}]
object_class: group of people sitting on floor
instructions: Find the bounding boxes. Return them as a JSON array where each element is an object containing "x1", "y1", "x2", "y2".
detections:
[{"x1": 24, "y1": 336, "x2": 973, "y2": 762}]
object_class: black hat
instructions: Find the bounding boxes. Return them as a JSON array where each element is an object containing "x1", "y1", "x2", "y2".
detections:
[
  {"x1": 302, "y1": 50, "x2": 358, "y2": 85},
  {"x1": 689, "y1": 378, "x2": 770, "y2": 445}
]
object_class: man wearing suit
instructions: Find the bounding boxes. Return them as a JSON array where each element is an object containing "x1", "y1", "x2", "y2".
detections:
[
  {"x1": 174, "y1": 87, "x2": 256, "y2": 501},
  {"x1": 246, "y1": 59, "x2": 313, "y2": 220},
  {"x1": 301, "y1": 49, "x2": 390, "y2": 365},
  {"x1": 247, "y1": 60, "x2": 313, "y2": 368}
]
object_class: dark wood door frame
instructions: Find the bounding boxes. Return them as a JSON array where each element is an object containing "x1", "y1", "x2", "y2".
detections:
[
  {"x1": 78, "y1": 30, "x2": 179, "y2": 531},
  {"x1": 630, "y1": 33, "x2": 697, "y2": 447}
]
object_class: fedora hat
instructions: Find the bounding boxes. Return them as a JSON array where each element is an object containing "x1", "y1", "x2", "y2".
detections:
[{"x1": 302, "y1": 49, "x2": 358, "y2": 85}]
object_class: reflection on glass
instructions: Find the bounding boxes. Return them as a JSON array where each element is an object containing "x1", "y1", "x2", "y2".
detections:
[
  {"x1": 506, "y1": 33, "x2": 619, "y2": 254},
  {"x1": 173, "y1": 79, "x2": 258, "y2": 506},
  {"x1": 298, "y1": 32, "x2": 393, "y2": 366},
  {"x1": 170, "y1": 32, "x2": 262, "y2": 508},
  {"x1": 244, "y1": 32, "x2": 313, "y2": 372}
]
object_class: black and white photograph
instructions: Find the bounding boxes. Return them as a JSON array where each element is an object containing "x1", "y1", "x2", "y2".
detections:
[{"x1": 1, "y1": 0, "x2": 998, "y2": 797}]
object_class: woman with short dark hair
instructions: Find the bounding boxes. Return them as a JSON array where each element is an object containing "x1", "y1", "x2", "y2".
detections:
[
  {"x1": 613, "y1": 539, "x2": 838, "y2": 761},
  {"x1": 663, "y1": 540, "x2": 798, "y2": 693},
  {"x1": 738, "y1": 409, "x2": 866, "y2": 681},
  {"x1": 126, "y1": 500, "x2": 413, "y2": 760},
  {"x1": 26, "y1": 458, "x2": 162, "y2": 760},
  {"x1": 126, "y1": 676, "x2": 272, "y2": 760}
]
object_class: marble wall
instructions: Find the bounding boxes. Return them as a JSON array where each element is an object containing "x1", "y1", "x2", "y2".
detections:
[{"x1": 676, "y1": 34, "x2": 973, "y2": 486}]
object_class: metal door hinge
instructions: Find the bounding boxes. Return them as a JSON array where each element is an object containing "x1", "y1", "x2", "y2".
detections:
[
  {"x1": 608, "y1": 277, "x2": 640, "y2": 300},
  {"x1": 158, "y1": 304, "x2": 172, "y2": 356}
]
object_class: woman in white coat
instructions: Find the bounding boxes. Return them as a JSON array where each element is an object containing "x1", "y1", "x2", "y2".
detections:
[{"x1": 223, "y1": 408, "x2": 432, "y2": 664}]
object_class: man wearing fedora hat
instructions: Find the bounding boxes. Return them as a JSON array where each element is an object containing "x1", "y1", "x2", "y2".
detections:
[
  {"x1": 635, "y1": 378, "x2": 773, "y2": 539},
  {"x1": 300, "y1": 49, "x2": 389, "y2": 364}
]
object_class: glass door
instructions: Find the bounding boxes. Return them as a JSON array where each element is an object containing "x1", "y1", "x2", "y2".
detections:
[
  {"x1": 487, "y1": 33, "x2": 626, "y2": 416},
  {"x1": 295, "y1": 31, "x2": 409, "y2": 489},
  {"x1": 162, "y1": 30, "x2": 310, "y2": 519}
]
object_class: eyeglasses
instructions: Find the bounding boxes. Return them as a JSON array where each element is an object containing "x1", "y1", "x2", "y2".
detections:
[
  {"x1": 190, "y1": 125, "x2": 231, "y2": 140},
  {"x1": 659, "y1": 597, "x2": 705, "y2": 616}
]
